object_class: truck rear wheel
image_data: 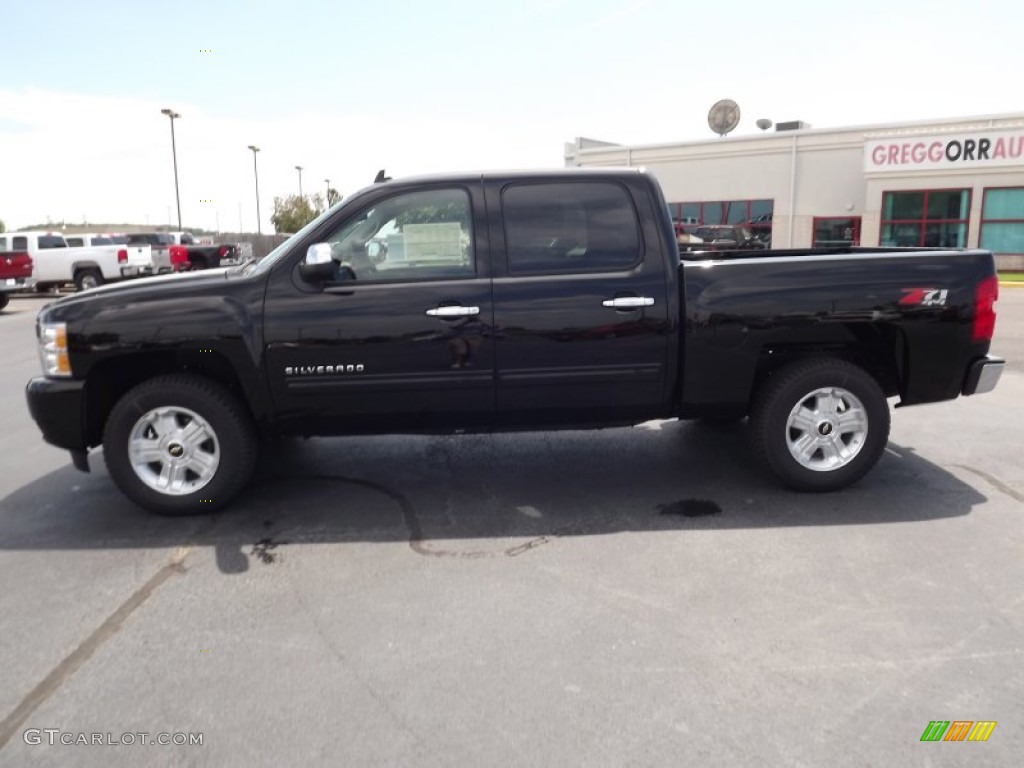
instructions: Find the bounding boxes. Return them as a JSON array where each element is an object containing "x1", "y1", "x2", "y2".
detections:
[
  {"x1": 74, "y1": 269, "x2": 104, "y2": 291},
  {"x1": 103, "y1": 374, "x2": 257, "y2": 515},
  {"x1": 0, "y1": 293, "x2": 9, "y2": 311},
  {"x1": 749, "y1": 358, "x2": 889, "y2": 492}
]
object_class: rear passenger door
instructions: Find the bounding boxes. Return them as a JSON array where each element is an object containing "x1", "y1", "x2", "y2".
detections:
[{"x1": 487, "y1": 178, "x2": 671, "y2": 427}]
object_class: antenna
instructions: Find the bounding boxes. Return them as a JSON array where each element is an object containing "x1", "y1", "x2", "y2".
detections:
[{"x1": 708, "y1": 99, "x2": 741, "y2": 137}]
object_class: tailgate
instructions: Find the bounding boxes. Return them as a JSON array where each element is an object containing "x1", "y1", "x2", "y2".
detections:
[
  {"x1": 124, "y1": 245, "x2": 153, "y2": 268},
  {"x1": 1, "y1": 252, "x2": 34, "y2": 283}
]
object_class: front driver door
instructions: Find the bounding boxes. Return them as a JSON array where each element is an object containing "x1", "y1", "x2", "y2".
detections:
[{"x1": 263, "y1": 184, "x2": 494, "y2": 435}]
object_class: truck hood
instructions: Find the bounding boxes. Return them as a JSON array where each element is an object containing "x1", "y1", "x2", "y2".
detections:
[{"x1": 38, "y1": 268, "x2": 257, "y2": 325}]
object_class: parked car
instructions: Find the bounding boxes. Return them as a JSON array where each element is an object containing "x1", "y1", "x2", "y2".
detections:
[
  {"x1": 124, "y1": 233, "x2": 191, "y2": 274},
  {"x1": 3, "y1": 231, "x2": 155, "y2": 291},
  {"x1": 679, "y1": 224, "x2": 766, "y2": 252},
  {"x1": 166, "y1": 231, "x2": 242, "y2": 269},
  {"x1": 25, "y1": 168, "x2": 1003, "y2": 515}
]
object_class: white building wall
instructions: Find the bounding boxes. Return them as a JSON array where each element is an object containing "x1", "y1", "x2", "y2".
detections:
[{"x1": 565, "y1": 114, "x2": 1024, "y2": 266}]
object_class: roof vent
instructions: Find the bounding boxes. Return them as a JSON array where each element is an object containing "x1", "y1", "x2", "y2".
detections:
[{"x1": 776, "y1": 120, "x2": 811, "y2": 132}]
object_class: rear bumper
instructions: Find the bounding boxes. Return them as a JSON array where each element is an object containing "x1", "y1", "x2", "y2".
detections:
[
  {"x1": 962, "y1": 356, "x2": 1005, "y2": 396},
  {"x1": 26, "y1": 377, "x2": 88, "y2": 451},
  {"x1": 120, "y1": 264, "x2": 155, "y2": 279},
  {"x1": 2, "y1": 276, "x2": 36, "y2": 291}
]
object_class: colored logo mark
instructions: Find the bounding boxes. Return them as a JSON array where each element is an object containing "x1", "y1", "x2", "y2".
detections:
[{"x1": 920, "y1": 721, "x2": 997, "y2": 742}]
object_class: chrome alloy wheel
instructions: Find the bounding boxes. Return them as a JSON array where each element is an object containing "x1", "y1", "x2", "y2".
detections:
[
  {"x1": 785, "y1": 386, "x2": 868, "y2": 472},
  {"x1": 127, "y1": 406, "x2": 221, "y2": 495}
]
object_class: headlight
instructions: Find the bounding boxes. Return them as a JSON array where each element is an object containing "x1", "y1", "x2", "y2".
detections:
[{"x1": 39, "y1": 321, "x2": 72, "y2": 377}]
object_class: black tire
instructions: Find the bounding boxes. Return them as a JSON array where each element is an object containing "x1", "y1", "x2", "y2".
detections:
[
  {"x1": 103, "y1": 374, "x2": 257, "y2": 515},
  {"x1": 749, "y1": 358, "x2": 890, "y2": 492},
  {"x1": 190, "y1": 257, "x2": 210, "y2": 270},
  {"x1": 74, "y1": 269, "x2": 104, "y2": 291},
  {"x1": 0, "y1": 293, "x2": 9, "y2": 311}
]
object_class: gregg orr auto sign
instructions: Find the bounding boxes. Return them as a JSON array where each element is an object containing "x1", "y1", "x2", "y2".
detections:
[{"x1": 865, "y1": 128, "x2": 1024, "y2": 173}]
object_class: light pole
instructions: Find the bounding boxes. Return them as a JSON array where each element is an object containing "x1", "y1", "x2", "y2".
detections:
[
  {"x1": 295, "y1": 165, "x2": 304, "y2": 198},
  {"x1": 324, "y1": 178, "x2": 330, "y2": 205},
  {"x1": 160, "y1": 108, "x2": 182, "y2": 230},
  {"x1": 247, "y1": 145, "x2": 261, "y2": 235}
]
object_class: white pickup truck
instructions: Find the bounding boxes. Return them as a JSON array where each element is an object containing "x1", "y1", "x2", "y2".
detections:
[{"x1": 9, "y1": 231, "x2": 155, "y2": 291}]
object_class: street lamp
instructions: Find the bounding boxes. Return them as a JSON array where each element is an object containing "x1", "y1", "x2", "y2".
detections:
[
  {"x1": 295, "y1": 165, "x2": 304, "y2": 198},
  {"x1": 247, "y1": 145, "x2": 261, "y2": 235},
  {"x1": 160, "y1": 108, "x2": 182, "y2": 230}
]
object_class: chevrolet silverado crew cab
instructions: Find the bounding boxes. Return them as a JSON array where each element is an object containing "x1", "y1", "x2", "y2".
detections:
[{"x1": 25, "y1": 169, "x2": 1004, "y2": 515}]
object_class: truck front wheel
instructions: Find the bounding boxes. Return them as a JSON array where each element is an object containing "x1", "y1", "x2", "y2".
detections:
[
  {"x1": 103, "y1": 374, "x2": 257, "y2": 515},
  {"x1": 749, "y1": 359, "x2": 890, "y2": 492}
]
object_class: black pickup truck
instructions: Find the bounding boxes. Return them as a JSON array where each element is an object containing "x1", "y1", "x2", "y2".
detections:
[{"x1": 25, "y1": 169, "x2": 1004, "y2": 515}]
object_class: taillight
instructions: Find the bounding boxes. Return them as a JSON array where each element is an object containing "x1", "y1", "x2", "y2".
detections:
[
  {"x1": 117, "y1": 248, "x2": 128, "y2": 263},
  {"x1": 218, "y1": 245, "x2": 229, "y2": 258},
  {"x1": 972, "y1": 275, "x2": 998, "y2": 342}
]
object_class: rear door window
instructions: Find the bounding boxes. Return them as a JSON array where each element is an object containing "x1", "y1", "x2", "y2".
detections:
[
  {"x1": 38, "y1": 236, "x2": 66, "y2": 249},
  {"x1": 502, "y1": 182, "x2": 641, "y2": 274}
]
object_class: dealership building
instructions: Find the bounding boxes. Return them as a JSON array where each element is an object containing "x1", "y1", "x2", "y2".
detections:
[{"x1": 564, "y1": 112, "x2": 1024, "y2": 269}]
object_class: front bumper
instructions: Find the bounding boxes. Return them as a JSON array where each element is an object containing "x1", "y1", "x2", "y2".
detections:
[
  {"x1": 962, "y1": 356, "x2": 1005, "y2": 396},
  {"x1": 26, "y1": 377, "x2": 88, "y2": 452}
]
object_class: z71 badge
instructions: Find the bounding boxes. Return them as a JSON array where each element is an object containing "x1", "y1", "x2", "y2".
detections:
[{"x1": 899, "y1": 288, "x2": 949, "y2": 307}]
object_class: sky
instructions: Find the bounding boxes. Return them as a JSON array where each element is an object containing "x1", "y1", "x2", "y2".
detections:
[{"x1": 1, "y1": 0, "x2": 1021, "y2": 233}]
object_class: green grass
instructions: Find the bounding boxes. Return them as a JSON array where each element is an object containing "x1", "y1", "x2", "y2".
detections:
[{"x1": 999, "y1": 271, "x2": 1024, "y2": 282}]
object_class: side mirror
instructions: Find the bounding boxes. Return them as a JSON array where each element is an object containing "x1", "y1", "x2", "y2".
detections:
[{"x1": 298, "y1": 243, "x2": 335, "y2": 283}]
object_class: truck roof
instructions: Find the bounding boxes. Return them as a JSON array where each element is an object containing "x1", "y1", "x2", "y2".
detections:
[{"x1": 376, "y1": 167, "x2": 648, "y2": 185}]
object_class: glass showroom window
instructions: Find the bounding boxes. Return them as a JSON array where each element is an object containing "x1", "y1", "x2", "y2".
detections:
[
  {"x1": 980, "y1": 187, "x2": 1024, "y2": 255},
  {"x1": 666, "y1": 199, "x2": 773, "y2": 243},
  {"x1": 881, "y1": 189, "x2": 970, "y2": 248},
  {"x1": 813, "y1": 217, "x2": 861, "y2": 247}
]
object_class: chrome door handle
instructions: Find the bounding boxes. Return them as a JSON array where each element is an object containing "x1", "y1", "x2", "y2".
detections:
[
  {"x1": 602, "y1": 297, "x2": 654, "y2": 308},
  {"x1": 426, "y1": 306, "x2": 480, "y2": 317}
]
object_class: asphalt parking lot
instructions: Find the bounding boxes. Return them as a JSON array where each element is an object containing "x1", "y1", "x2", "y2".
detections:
[{"x1": 0, "y1": 288, "x2": 1021, "y2": 767}]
